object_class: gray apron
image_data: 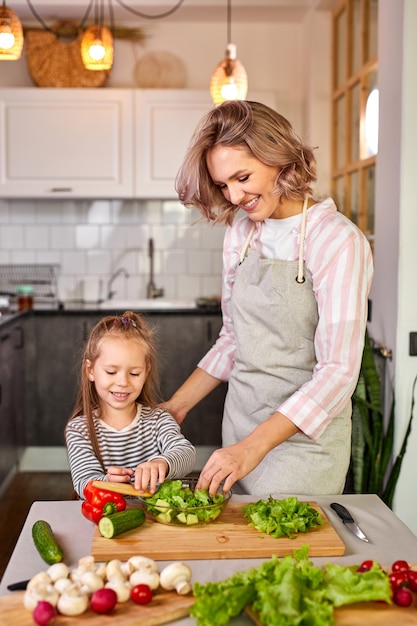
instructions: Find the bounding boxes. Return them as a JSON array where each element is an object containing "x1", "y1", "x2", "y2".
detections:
[{"x1": 223, "y1": 203, "x2": 351, "y2": 496}]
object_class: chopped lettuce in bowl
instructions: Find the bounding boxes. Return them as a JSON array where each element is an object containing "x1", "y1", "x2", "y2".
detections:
[{"x1": 139, "y1": 477, "x2": 231, "y2": 526}]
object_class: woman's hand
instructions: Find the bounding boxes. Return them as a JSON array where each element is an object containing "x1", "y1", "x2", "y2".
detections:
[
  {"x1": 134, "y1": 459, "x2": 169, "y2": 494},
  {"x1": 196, "y1": 442, "x2": 263, "y2": 496},
  {"x1": 197, "y1": 411, "x2": 300, "y2": 496},
  {"x1": 105, "y1": 466, "x2": 134, "y2": 483}
]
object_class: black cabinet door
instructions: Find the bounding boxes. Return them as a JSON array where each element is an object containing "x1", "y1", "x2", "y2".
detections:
[
  {"x1": 148, "y1": 314, "x2": 226, "y2": 447},
  {"x1": 0, "y1": 323, "x2": 20, "y2": 484}
]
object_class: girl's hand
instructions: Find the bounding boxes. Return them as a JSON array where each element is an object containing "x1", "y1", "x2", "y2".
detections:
[
  {"x1": 134, "y1": 459, "x2": 169, "y2": 494},
  {"x1": 106, "y1": 466, "x2": 134, "y2": 483}
]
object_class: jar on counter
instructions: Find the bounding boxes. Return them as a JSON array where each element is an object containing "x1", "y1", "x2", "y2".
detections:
[
  {"x1": 0, "y1": 295, "x2": 10, "y2": 315},
  {"x1": 16, "y1": 285, "x2": 34, "y2": 311}
]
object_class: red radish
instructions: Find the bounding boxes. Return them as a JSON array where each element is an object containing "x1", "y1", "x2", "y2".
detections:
[
  {"x1": 33, "y1": 601, "x2": 56, "y2": 625},
  {"x1": 393, "y1": 587, "x2": 413, "y2": 607},
  {"x1": 90, "y1": 588, "x2": 118, "y2": 614}
]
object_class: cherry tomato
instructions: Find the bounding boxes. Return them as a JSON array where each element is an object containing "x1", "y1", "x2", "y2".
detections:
[
  {"x1": 393, "y1": 587, "x2": 413, "y2": 607},
  {"x1": 130, "y1": 584, "x2": 153, "y2": 605},
  {"x1": 357, "y1": 560, "x2": 374, "y2": 572},
  {"x1": 391, "y1": 560, "x2": 410, "y2": 574},
  {"x1": 407, "y1": 569, "x2": 417, "y2": 592},
  {"x1": 389, "y1": 571, "x2": 409, "y2": 590}
]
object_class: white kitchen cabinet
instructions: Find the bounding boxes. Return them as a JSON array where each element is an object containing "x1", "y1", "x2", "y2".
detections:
[
  {"x1": 134, "y1": 90, "x2": 213, "y2": 198},
  {"x1": 134, "y1": 89, "x2": 277, "y2": 198},
  {"x1": 0, "y1": 88, "x2": 134, "y2": 198}
]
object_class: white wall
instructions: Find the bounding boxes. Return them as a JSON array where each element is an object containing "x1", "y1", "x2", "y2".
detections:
[
  {"x1": 0, "y1": 199, "x2": 226, "y2": 303},
  {"x1": 370, "y1": 0, "x2": 417, "y2": 533}
]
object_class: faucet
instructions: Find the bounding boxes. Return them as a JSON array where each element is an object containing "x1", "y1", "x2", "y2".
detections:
[
  {"x1": 146, "y1": 238, "x2": 164, "y2": 299},
  {"x1": 106, "y1": 267, "x2": 129, "y2": 300}
]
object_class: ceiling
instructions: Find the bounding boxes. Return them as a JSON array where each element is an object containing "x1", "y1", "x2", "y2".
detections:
[{"x1": 11, "y1": 0, "x2": 334, "y2": 24}]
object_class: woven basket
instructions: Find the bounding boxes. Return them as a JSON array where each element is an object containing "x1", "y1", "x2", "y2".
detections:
[{"x1": 25, "y1": 21, "x2": 110, "y2": 88}]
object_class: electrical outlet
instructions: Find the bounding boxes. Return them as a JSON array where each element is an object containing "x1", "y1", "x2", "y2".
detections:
[{"x1": 410, "y1": 332, "x2": 417, "y2": 356}]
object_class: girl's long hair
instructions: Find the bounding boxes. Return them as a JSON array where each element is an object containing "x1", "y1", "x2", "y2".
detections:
[
  {"x1": 176, "y1": 100, "x2": 317, "y2": 225},
  {"x1": 65, "y1": 311, "x2": 160, "y2": 469}
]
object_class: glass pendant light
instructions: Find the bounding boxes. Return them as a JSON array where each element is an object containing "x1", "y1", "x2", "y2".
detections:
[
  {"x1": 81, "y1": 0, "x2": 113, "y2": 71},
  {"x1": 0, "y1": 0, "x2": 23, "y2": 60},
  {"x1": 210, "y1": 0, "x2": 248, "y2": 106}
]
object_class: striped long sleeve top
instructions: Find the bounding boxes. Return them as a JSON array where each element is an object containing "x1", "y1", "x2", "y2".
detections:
[
  {"x1": 198, "y1": 197, "x2": 374, "y2": 441},
  {"x1": 65, "y1": 404, "x2": 196, "y2": 498}
]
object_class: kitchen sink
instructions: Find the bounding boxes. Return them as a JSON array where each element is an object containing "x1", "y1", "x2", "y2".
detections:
[{"x1": 98, "y1": 298, "x2": 198, "y2": 311}]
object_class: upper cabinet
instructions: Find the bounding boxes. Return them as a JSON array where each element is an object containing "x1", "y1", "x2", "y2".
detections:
[
  {"x1": 0, "y1": 88, "x2": 134, "y2": 198},
  {"x1": 134, "y1": 89, "x2": 277, "y2": 198},
  {"x1": 134, "y1": 90, "x2": 212, "y2": 198},
  {"x1": 0, "y1": 88, "x2": 276, "y2": 200}
]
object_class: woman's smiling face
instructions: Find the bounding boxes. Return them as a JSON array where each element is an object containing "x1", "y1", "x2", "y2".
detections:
[{"x1": 206, "y1": 144, "x2": 282, "y2": 221}]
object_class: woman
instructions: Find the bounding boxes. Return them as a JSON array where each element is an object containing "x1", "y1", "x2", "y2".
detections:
[{"x1": 163, "y1": 100, "x2": 373, "y2": 498}]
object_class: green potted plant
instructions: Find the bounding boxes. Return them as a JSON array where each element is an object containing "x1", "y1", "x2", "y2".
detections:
[{"x1": 350, "y1": 330, "x2": 417, "y2": 508}]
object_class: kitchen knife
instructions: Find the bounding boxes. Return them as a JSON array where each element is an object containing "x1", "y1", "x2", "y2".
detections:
[
  {"x1": 330, "y1": 502, "x2": 369, "y2": 542},
  {"x1": 7, "y1": 579, "x2": 29, "y2": 591}
]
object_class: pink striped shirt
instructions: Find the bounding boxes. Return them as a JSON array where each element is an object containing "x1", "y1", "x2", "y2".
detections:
[{"x1": 198, "y1": 197, "x2": 374, "y2": 440}]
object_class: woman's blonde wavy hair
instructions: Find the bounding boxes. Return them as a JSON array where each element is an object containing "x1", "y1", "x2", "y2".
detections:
[{"x1": 175, "y1": 100, "x2": 317, "y2": 225}]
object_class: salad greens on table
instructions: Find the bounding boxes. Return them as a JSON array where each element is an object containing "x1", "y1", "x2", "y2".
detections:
[
  {"x1": 143, "y1": 479, "x2": 227, "y2": 524},
  {"x1": 242, "y1": 496, "x2": 324, "y2": 538},
  {"x1": 190, "y1": 546, "x2": 392, "y2": 626}
]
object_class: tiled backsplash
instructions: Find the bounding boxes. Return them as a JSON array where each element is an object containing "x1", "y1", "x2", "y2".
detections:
[{"x1": 0, "y1": 198, "x2": 226, "y2": 303}]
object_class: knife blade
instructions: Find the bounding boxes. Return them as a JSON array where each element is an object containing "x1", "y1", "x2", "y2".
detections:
[{"x1": 330, "y1": 502, "x2": 369, "y2": 542}]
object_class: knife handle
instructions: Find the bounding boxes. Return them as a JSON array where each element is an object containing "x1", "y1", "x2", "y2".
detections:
[{"x1": 330, "y1": 502, "x2": 354, "y2": 523}]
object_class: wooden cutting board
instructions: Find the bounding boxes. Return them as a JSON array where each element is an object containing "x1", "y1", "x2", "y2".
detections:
[
  {"x1": 246, "y1": 594, "x2": 417, "y2": 625},
  {"x1": 5, "y1": 589, "x2": 417, "y2": 626},
  {"x1": 91, "y1": 502, "x2": 345, "y2": 561},
  {"x1": 0, "y1": 589, "x2": 194, "y2": 626}
]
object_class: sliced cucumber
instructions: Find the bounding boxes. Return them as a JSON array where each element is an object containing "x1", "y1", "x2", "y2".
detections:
[{"x1": 98, "y1": 508, "x2": 146, "y2": 538}]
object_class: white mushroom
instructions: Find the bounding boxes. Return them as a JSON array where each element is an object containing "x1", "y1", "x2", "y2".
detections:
[
  {"x1": 129, "y1": 567, "x2": 160, "y2": 590},
  {"x1": 78, "y1": 555, "x2": 96, "y2": 570},
  {"x1": 120, "y1": 560, "x2": 135, "y2": 577},
  {"x1": 54, "y1": 577, "x2": 73, "y2": 594},
  {"x1": 128, "y1": 555, "x2": 159, "y2": 572},
  {"x1": 47, "y1": 562, "x2": 69, "y2": 582},
  {"x1": 105, "y1": 559, "x2": 125, "y2": 580},
  {"x1": 95, "y1": 562, "x2": 107, "y2": 580},
  {"x1": 159, "y1": 562, "x2": 192, "y2": 595},
  {"x1": 105, "y1": 579, "x2": 132, "y2": 603},
  {"x1": 80, "y1": 570, "x2": 104, "y2": 594},
  {"x1": 23, "y1": 582, "x2": 59, "y2": 611},
  {"x1": 57, "y1": 585, "x2": 89, "y2": 616},
  {"x1": 27, "y1": 571, "x2": 51, "y2": 590}
]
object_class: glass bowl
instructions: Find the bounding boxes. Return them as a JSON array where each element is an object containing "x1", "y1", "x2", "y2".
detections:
[{"x1": 138, "y1": 476, "x2": 232, "y2": 527}]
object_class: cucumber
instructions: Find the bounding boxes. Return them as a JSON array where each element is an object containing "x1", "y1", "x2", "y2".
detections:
[
  {"x1": 98, "y1": 508, "x2": 146, "y2": 538},
  {"x1": 32, "y1": 520, "x2": 64, "y2": 565}
]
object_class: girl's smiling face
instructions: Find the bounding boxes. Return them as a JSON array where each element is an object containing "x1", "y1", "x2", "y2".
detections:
[
  {"x1": 206, "y1": 144, "x2": 282, "y2": 221},
  {"x1": 87, "y1": 336, "x2": 150, "y2": 420}
]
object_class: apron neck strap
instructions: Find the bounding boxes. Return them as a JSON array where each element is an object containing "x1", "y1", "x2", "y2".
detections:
[
  {"x1": 238, "y1": 196, "x2": 309, "y2": 274},
  {"x1": 296, "y1": 196, "x2": 309, "y2": 284}
]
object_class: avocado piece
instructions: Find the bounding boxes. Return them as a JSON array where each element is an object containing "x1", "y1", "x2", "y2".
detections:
[{"x1": 186, "y1": 513, "x2": 199, "y2": 525}]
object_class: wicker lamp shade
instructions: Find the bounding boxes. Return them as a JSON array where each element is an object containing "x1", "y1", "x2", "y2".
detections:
[
  {"x1": 81, "y1": 24, "x2": 113, "y2": 71},
  {"x1": 0, "y1": 3, "x2": 23, "y2": 60},
  {"x1": 210, "y1": 43, "x2": 248, "y2": 106}
]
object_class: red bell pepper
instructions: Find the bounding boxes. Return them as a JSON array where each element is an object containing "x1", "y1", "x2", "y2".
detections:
[{"x1": 81, "y1": 481, "x2": 126, "y2": 524}]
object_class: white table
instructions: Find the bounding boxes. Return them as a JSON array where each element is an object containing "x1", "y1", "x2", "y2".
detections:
[{"x1": 1, "y1": 494, "x2": 417, "y2": 624}]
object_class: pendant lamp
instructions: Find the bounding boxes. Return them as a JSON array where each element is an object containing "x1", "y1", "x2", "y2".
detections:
[
  {"x1": 210, "y1": 0, "x2": 248, "y2": 106},
  {"x1": 0, "y1": 0, "x2": 23, "y2": 60},
  {"x1": 81, "y1": 23, "x2": 113, "y2": 70},
  {"x1": 81, "y1": 0, "x2": 113, "y2": 71}
]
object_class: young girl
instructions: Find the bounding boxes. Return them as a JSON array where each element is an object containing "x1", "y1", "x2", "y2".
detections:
[{"x1": 65, "y1": 311, "x2": 196, "y2": 499}]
